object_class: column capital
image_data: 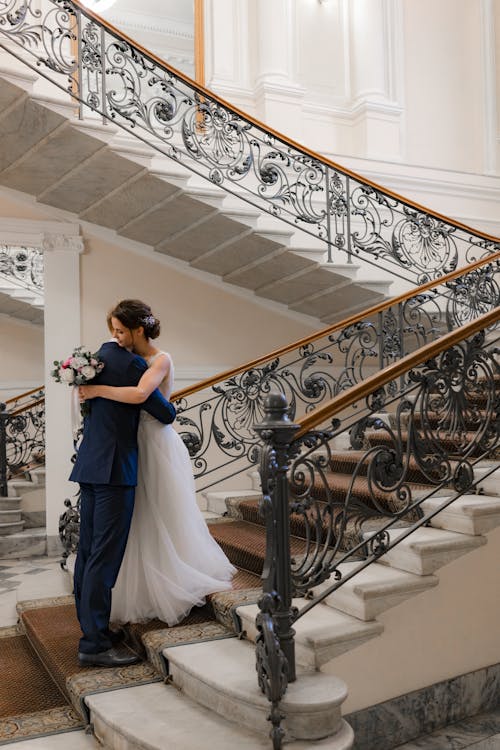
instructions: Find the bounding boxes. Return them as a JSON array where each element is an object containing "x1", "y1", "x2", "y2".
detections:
[{"x1": 42, "y1": 233, "x2": 85, "y2": 254}]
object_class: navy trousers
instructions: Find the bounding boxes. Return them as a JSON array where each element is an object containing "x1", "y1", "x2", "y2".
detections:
[{"x1": 74, "y1": 483, "x2": 135, "y2": 654}]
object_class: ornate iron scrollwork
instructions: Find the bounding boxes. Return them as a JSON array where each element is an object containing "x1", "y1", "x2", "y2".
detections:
[
  {"x1": 0, "y1": 395, "x2": 45, "y2": 491},
  {"x1": 1, "y1": 0, "x2": 498, "y2": 285},
  {"x1": 0, "y1": 246, "x2": 44, "y2": 294},
  {"x1": 255, "y1": 592, "x2": 289, "y2": 750},
  {"x1": 59, "y1": 494, "x2": 80, "y2": 569}
]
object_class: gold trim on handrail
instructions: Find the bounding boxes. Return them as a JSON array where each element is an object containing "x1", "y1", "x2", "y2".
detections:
[
  {"x1": 170, "y1": 251, "x2": 500, "y2": 402},
  {"x1": 69, "y1": 0, "x2": 500, "y2": 245},
  {"x1": 295, "y1": 306, "x2": 500, "y2": 438},
  {"x1": 4, "y1": 387, "x2": 45, "y2": 406},
  {"x1": 8, "y1": 397, "x2": 45, "y2": 417}
]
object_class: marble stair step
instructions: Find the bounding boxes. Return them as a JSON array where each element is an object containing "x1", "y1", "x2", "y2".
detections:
[
  {"x1": 203, "y1": 489, "x2": 261, "y2": 516},
  {"x1": 473, "y1": 464, "x2": 500, "y2": 496},
  {"x1": 86, "y1": 681, "x2": 354, "y2": 750},
  {"x1": 421, "y1": 494, "x2": 500, "y2": 535},
  {"x1": 362, "y1": 526, "x2": 486, "y2": 575},
  {"x1": 163, "y1": 637, "x2": 349, "y2": 742},
  {"x1": 0, "y1": 496, "x2": 22, "y2": 511},
  {"x1": 0, "y1": 508, "x2": 22, "y2": 524},
  {"x1": 7, "y1": 479, "x2": 38, "y2": 496},
  {"x1": 314, "y1": 562, "x2": 439, "y2": 621},
  {"x1": 0, "y1": 519, "x2": 24, "y2": 535},
  {"x1": 236, "y1": 601, "x2": 383, "y2": 670},
  {"x1": 26, "y1": 467, "x2": 46, "y2": 486},
  {"x1": 0, "y1": 527, "x2": 46, "y2": 557}
]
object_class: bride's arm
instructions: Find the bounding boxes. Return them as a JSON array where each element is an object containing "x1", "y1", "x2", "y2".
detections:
[{"x1": 80, "y1": 355, "x2": 169, "y2": 405}]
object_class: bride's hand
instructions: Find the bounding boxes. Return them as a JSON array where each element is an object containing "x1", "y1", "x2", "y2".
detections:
[{"x1": 79, "y1": 385, "x2": 98, "y2": 401}]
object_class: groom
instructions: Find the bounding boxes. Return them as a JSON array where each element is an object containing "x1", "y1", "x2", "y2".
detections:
[{"x1": 70, "y1": 339, "x2": 176, "y2": 667}]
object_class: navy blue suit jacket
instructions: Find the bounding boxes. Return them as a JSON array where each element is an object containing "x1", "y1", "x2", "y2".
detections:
[{"x1": 69, "y1": 342, "x2": 176, "y2": 486}]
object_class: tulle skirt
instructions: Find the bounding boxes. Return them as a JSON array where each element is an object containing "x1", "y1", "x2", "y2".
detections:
[{"x1": 110, "y1": 414, "x2": 235, "y2": 625}]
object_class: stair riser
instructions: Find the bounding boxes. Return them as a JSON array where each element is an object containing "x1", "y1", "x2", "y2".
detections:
[
  {"x1": 0, "y1": 511, "x2": 22, "y2": 524},
  {"x1": 237, "y1": 606, "x2": 382, "y2": 670},
  {"x1": 0, "y1": 499, "x2": 22, "y2": 511},
  {"x1": 323, "y1": 584, "x2": 434, "y2": 621},
  {"x1": 371, "y1": 535, "x2": 487, "y2": 575},
  {"x1": 0, "y1": 533, "x2": 46, "y2": 557},
  {"x1": 167, "y1": 661, "x2": 345, "y2": 742},
  {"x1": 0, "y1": 521, "x2": 24, "y2": 535}
]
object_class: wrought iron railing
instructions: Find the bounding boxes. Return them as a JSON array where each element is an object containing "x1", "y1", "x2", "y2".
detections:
[
  {"x1": 0, "y1": 0, "x2": 498, "y2": 286},
  {"x1": 170, "y1": 253, "x2": 499, "y2": 493},
  {"x1": 253, "y1": 306, "x2": 499, "y2": 747},
  {"x1": 0, "y1": 245, "x2": 44, "y2": 296},
  {"x1": 0, "y1": 387, "x2": 45, "y2": 496}
]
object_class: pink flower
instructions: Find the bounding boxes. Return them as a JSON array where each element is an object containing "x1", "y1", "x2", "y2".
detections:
[{"x1": 61, "y1": 357, "x2": 72, "y2": 369}]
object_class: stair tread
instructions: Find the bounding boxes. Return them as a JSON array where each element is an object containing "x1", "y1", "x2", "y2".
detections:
[
  {"x1": 237, "y1": 600, "x2": 383, "y2": 647},
  {"x1": 86, "y1": 681, "x2": 353, "y2": 750},
  {"x1": 164, "y1": 637, "x2": 347, "y2": 710}
]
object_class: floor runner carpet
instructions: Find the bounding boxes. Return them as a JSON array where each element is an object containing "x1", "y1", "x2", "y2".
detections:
[
  {"x1": 0, "y1": 625, "x2": 82, "y2": 745},
  {"x1": 17, "y1": 596, "x2": 226, "y2": 725}
]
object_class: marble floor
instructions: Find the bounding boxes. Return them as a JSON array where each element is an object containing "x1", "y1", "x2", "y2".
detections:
[
  {"x1": 1, "y1": 557, "x2": 499, "y2": 750},
  {"x1": 394, "y1": 709, "x2": 500, "y2": 749}
]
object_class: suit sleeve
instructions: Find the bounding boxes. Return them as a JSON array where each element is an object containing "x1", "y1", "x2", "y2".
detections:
[{"x1": 126, "y1": 358, "x2": 176, "y2": 425}]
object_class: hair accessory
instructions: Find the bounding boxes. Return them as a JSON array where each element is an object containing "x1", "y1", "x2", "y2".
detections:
[{"x1": 142, "y1": 315, "x2": 155, "y2": 327}]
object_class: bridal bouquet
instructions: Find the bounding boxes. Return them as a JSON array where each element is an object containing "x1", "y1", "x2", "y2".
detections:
[
  {"x1": 51, "y1": 346, "x2": 104, "y2": 434},
  {"x1": 51, "y1": 346, "x2": 104, "y2": 385}
]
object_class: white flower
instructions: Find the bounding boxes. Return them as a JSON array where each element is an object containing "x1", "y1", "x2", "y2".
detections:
[
  {"x1": 72, "y1": 356, "x2": 87, "y2": 368},
  {"x1": 61, "y1": 368, "x2": 75, "y2": 383},
  {"x1": 81, "y1": 365, "x2": 96, "y2": 380}
]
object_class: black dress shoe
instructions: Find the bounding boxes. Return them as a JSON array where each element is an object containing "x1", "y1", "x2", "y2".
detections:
[
  {"x1": 78, "y1": 646, "x2": 141, "y2": 668},
  {"x1": 107, "y1": 627, "x2": 126, "y2": 645}
]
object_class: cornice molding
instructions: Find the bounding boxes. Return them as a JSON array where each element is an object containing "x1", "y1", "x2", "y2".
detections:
[
  {"x1": 42, "y1": 233, "x2": 85, "y2": 254},
  {"x1": 0, "y1": 219, "x2": 82, "y2": 251}
]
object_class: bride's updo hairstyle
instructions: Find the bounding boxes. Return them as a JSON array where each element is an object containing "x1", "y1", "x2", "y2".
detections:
[{"x1": 109, "y1": 299, "x2": 161, "y2": 340}]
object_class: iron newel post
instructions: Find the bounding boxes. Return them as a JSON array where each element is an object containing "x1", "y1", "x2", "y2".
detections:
[{"x1": 254, "y1": 392, "x2": 300, "y2": 684}]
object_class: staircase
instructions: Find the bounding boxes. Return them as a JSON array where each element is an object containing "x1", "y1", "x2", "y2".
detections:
[
  {"x1": 0, "y1": 464, "x2": 47, "y2": 557},
  {"x1": 0, "y1": 66, "x2": 391, "y2": 326},
  {"x1": 0, "y1": 245, "x2": 44, "y2": 324},
  {"x1": 1, "y1": 3, "x2": 499, "y2": 749},
  {"x1": 14, "y1": 357, "x2": 499, "y2": 748},
  {"x1": 21, "y1": 448, "x2": 497, "y2": 749}
]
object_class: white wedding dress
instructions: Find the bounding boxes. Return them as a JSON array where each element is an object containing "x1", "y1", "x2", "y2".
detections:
[{"x1": 110, "y1": 352, "x2": 235, "y2": 625}]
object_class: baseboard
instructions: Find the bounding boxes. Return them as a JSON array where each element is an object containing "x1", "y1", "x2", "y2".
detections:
[{"x1": 345, "y1": 662, "x2": 500, "y2": 750}]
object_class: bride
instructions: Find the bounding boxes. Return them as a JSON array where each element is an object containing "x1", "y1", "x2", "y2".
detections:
[{"x1": 79, "y1": 299, "x2": 235, "y2": 626}]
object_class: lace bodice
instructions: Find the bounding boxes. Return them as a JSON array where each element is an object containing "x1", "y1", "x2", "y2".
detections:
[{"x1": 146, "y1": 351, "x2": 174, "y2": 399}]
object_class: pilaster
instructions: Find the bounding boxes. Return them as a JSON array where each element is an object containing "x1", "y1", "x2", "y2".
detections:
[{"x1": 42, "y1": 229, "x2": 83, "y2": 552}]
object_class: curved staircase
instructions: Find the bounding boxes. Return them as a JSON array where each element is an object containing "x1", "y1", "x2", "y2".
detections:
[
  {"x1": 0, "y1": 3, "x2": 499, "y2": 749},
  {"x1": 0, "y1": 67, "x2": 391, "y2": 326}
]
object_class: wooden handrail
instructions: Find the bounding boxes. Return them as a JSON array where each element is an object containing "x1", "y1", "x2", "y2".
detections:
[
  {"x1": 71, "y1": 0, "x2": 500, "y2": 245},
  {"x1": 4, "y1": 386, "x2": 45, "y2": 406},
  {"x1": 7, "y1": 397, "x2": 45, "y2": 417},
  {"x1": 295, "y1": 306, "x2": 500, "y2": 437},
  {"x1": 170, "y1": 251, "x2": 500, "y2": 402}
]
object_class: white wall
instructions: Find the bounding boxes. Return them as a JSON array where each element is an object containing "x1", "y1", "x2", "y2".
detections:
[
  {"x1": 80, "y1": 231, "x2": 316, "y2": 388},
  {"x1": 0, "y1": 316, "x2": 44, "y2": 401},
  {"x1": 205, "y1": 0, "x2": 500, "y2": 237},
  {"x1": 326, "y1": 526, "x2": 500, "y2": 713}
]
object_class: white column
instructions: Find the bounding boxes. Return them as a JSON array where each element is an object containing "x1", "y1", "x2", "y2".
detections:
[
  {"x1": 204, "y1": 0, "x2": 257, "y2": 113},
  {"x1": 254, "y1": 0, "x2": 305, "y2": 139},
  {"x1": 480, "y1": 0, "x2": 498, "y2": 174},
  {"x1": 42, "y1": 231, "x2": 84, "y2": 554},
  {"x1": 347, "y1": 0, "x2": 404, "y2": 160}
]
